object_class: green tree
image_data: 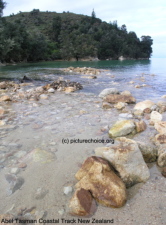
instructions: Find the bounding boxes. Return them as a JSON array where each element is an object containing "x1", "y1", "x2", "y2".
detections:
[{"x1": 0, "y1": 0, "x2": 6, "y2": 17}]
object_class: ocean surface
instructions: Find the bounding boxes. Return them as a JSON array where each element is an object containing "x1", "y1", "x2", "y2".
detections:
[{"x1": 0, "y1": 58, "x2": 166, "y2": 100}]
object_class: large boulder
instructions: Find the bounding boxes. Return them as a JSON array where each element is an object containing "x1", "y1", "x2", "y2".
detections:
[
  {"x1": 104, "y1": 94, "x2": 136, "y2": 104},
  {"x1": 109, "y1": 120, "x2": 135, "y2": 137},
  {"x1": 75, "y1": 156, "x2": 126, "y2": 208},
  {"x1": 95, "y1": 137, "x2": 150, "y2": 187},
  {"x1": 134, "y1": 100, "x2": 155, "y2": 112},
  {"x1": 99, "y1": 88, "x2": 119, "y2": 98},
  {"x1": 69, "y1": 188, "x2": 97, "y2": 216}
]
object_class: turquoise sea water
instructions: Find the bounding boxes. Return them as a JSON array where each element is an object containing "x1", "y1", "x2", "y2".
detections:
[{"x1": 0, "y1": 58, "x2": 166, "y2": 99}]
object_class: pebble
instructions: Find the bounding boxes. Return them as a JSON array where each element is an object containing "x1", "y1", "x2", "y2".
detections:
[
  {"x1": 63, "y1": 186, "x2": 73, "y2": 195},
  {"x1": 18, "y1": 163, "x2": 27, "y2": 168},
  {"x1": 58, "y1": 208, "x2": 65, "y2": 215},
  {"x1": 10, "y1": 168, "x2": 20, "y2": 175},
  {"x1": 47, "y1": 88, "x2": 55, "y2": 93},
  {"x1": 35, "y1": 187, "x2": 49, "y2": 200}
]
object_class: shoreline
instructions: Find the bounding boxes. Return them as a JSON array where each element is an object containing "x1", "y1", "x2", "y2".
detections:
[{"x1": 0, "y1": 67, "x2": 166, "y2": 224}]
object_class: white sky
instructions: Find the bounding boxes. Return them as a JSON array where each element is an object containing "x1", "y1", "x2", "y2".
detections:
[{"x1": 3, "y1": 0, "x2": 166, "y2": 58}]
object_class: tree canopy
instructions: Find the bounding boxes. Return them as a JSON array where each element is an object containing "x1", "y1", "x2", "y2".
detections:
[{"x1": 0, "y1": 8, "x2": 153, "y2": 62}]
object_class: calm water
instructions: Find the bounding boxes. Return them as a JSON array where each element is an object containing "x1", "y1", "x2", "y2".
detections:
[{"x1": 0, "y1": 58, "x2": 166, "y2": 99}]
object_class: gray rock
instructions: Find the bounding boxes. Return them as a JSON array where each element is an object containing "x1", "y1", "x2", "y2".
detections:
[
  {"x1": 157, "y1": 144, "x2": 166, "y2": 167},
  {"x1": 99, "y1": 88, "x2": 119, "y2": 98},
  {"x1": 137, "y1": 141, "x2": 157, "y2": 162},
  {"x1": 95, "y1": 137, "x2": 150, "y2": 187},
  {"x1": 5, "y1": 174, "x2": 24, "y2": 195},
  {"x1": 63, "y1": 186, "x2": 73, "y2": 195},
  {"x1": 35, "y1": 187, "x2": 49, "y2": 199}
]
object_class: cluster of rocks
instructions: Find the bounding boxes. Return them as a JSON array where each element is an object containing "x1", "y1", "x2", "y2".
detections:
[
  {"x1": 0, "y1": 79, "x2": 83, "y2": 103},
  {"x1": 62, "y1": 67, "x2": 101, "y2": 75},
  {"x1": 69, "y1": 87, "x2": 166, "y2": 217},
  {"x1": 69, "y1": 156, "x2": 126, "y2": 216}
]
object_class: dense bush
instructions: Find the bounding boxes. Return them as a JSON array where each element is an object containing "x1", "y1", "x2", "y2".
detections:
[{"x1": 0, "y1": 3, "x2": 153, "y2": 62}]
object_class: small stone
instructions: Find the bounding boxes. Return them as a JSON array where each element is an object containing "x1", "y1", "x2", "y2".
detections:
[
  {"x1": 135, "y1": 120, "x2": 147, "y2": 133},
  {"x1": 40, "y1": 94, "x2": 48, "y2": 100},
  {"x1": 114, "y1": 102, "x2": 126, "y2": 110},
  {"x1": 99, "y1": 88, "x2": 119, "y2": 98},
  {"x1": 63, "y1": 186, "x2": 73, "y2": 195},
  {"x1": 102, "y1": 102, "x2": 113, "y2": 109},
  {"x1": 36, "y1": 86, "x2": 44, "y2": 93},
  {"x1": 35, "y1": 187, "x2": 49, "y2": 200},
  {"x1": 58, "y1": 209, "x2": 65, "y2": 216},
  {"x1": 18, "y1": 163, "x2": 27, "y2": 168},
  {"x1": 10, "y1": 168, "x2": 20, "y2": 175},
  {"x1": 65, "y1": 87, "x2": 76, "y2": 93},
  {"x1": 121, "y1": 90, "x2": 132, "y2": 96},
  {"x1": 0, "y1": 95, "x2": 12, "y2": 102},
  {"x1": 135, "y1": 85, "x2": 141, "y2": 88},
  {"x1": 48, "y1": 88, "x2": 55, "y2": 93},
  {"x1": 129, "y1": 81, "x2": 135, "y2": 84},
  {"x1": 143, "y1": 108, "x2": 152, "y2": 114},
  {"x1": 0, "y1": 120, "x2": 6, "y2": 126}
]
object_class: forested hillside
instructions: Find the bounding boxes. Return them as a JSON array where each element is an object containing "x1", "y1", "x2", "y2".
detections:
[{"x1": 0, "y1": 2, "x2": 153, "y2": 63}]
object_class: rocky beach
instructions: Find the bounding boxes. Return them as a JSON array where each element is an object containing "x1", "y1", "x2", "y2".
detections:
[{"x1": 0, "y1": 66, "x2": 166, "y2": 225}]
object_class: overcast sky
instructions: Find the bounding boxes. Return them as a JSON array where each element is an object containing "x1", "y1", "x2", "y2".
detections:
[{"x1": 3, "y1": 0, "x2": 166, "y2": 58}]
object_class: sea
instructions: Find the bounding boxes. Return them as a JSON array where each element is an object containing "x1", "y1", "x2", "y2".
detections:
[{"x1": 0, "y1": 58, "x2": 166, "y2": 101}]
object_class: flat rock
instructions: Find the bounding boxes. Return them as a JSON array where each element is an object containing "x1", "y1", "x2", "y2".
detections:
[
  {"x1": 95, "y1": 137, "x2": 150, "y2": 187},
  {"x1": 134, "y1": 100, "x2": 155, "y2": 112},
  {"x1": 99, "y1": 88, "x2": 119, "y2": 98},
  {"x1": 32, "y1": 148, "x2": 55, "y2": 163},
  {"x1": 75, "y1": 156, "x2": 126, "y2": 207},
  {"x1": 69, "y1": 188, "x2": 97, "y2": 216},
  {"x1": 104, "y1": 94, "x2": 136, "y2": 104},
  {"x1": 109, "y1": 120, "x2": 135, "y2": 137}
]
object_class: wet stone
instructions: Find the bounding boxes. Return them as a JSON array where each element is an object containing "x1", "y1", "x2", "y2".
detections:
[
  {"x1": 34, "y1": 187, "x2": 49, "y2": 200},
  {"x1": 5, "y1": 174, "x2": 24, "y2": 195}
]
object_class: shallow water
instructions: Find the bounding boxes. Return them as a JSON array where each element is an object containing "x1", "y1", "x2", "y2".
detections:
[{"x1": 0, "y1": 59, "x2": 166, "y2": 224}]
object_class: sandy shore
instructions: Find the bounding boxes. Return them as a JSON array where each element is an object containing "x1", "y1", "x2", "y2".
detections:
[{"x1": 0, "y1": 69, "x2": 166, "y2": 225}]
